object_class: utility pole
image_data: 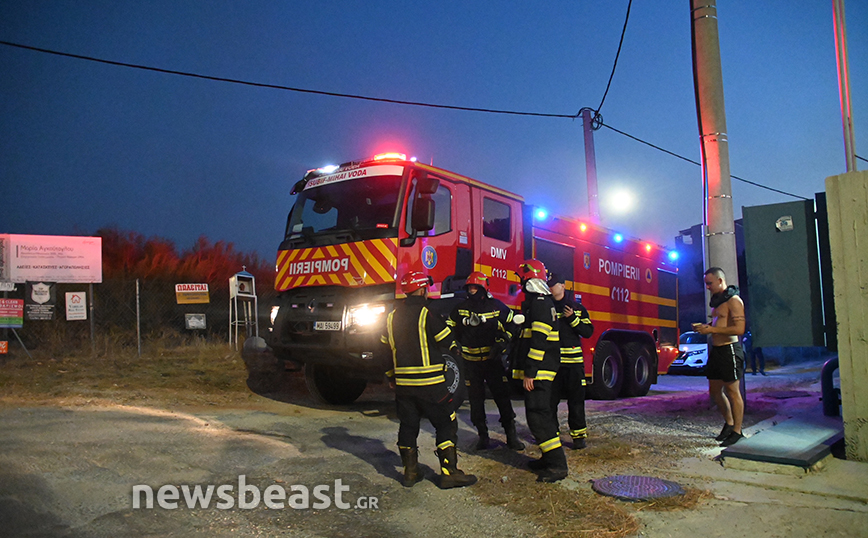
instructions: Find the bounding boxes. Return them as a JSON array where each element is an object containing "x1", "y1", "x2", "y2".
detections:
[
  {"x1": 690, "y1": 1, "x2": 738, "y2": 284},
  {"x1": 833, "y1": 0, "x2": 858, "y2": 172},
  {"x1": 581, "y1": 108, "x2": 601, "y2": 224}
]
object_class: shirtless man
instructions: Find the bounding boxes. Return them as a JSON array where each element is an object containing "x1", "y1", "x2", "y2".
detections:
[{"x1": 694, "y1": 267, "x2": 746, "y2": 447}]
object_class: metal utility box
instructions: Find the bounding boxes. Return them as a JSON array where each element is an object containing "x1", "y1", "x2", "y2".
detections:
[
  {"x1": 742, "y1": 200, "x2": 824, "y2": 347},
  {"x1": 229, "y1": 269, "x2": 258, "y2": 348}
]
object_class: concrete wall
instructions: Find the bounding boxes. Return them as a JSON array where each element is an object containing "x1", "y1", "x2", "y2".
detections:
[{"x1": 825, "y1": 170, "x2": 868, "y2": 462}]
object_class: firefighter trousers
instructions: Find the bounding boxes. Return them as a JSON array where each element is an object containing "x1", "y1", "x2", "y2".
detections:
[
  {"x1": 396, "y1": 389, "x2": 456, "y2": 450},
  {"x1": 551, "y1": 363, "x2": 587, "y2": 439},
  {"x1": 524, "y1": 379, "x2": 561, "y2": 452},
  {"x1": 465, "y1": 359, "x2": 516, "y2": 429}
]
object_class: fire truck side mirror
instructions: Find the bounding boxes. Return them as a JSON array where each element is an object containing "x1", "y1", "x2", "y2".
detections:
[
  {"x1": 411, "y1": 197, "x2": 435, "y2": 231},
  {"x1": 290, "y1": 179, "x2": 307, "y2": 195},
  {"x1": 414, "y1": 172, "x2": 439, "y2": 195}
]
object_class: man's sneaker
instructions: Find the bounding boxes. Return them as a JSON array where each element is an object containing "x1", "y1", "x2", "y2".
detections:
[
  {"x1": 720, "y1": 431, "x2": 744, "y2": 447},
  {"x1": 715, "y1": 423, "x2": 735, "y2": 442}
]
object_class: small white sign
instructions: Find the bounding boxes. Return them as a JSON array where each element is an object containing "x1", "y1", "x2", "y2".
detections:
[
  {"x1": 65, "y1": 291, "x2": 87, "y2": 321},
  {"x1": 0, "y1": 282, "x2": 15, "y2": 292},
  {"x1": 185, "y1": 313, "x2": 206, "y2": 330}
]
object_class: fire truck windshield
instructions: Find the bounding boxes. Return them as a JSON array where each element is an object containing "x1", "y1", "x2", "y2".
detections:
[{"x1": 286, "y1": 174, "x2": 403, "y2": 245}]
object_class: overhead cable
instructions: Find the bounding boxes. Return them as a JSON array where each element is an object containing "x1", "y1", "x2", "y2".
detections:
[
  {"x1": 595, "y1": 0, "x2": 633, "y2": 115},
  {"x1": 0, "y1": 39, "x2": 813, "y2": 200}
]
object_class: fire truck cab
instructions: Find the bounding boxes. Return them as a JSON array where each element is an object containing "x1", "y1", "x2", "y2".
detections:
[{"x1": 255, "y1": 153, "x2": 679, "y2": 404}]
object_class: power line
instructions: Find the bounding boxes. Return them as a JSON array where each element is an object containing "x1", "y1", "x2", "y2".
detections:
[
  {"x1": 600, "y1": 123, "x2": 810, "y2": 200},
  {"x1": 0, "y1": 39, "x2": 813, "y2": 201},
  {"x1": 595, "y1": 0, "x2": 633, "y2": 114},
  {"x1": 857, "y1": 154, "x2": 867, "y2": 164},
  {"x1": 0, "y1": 40, "x2": 576, "y2": 119}
]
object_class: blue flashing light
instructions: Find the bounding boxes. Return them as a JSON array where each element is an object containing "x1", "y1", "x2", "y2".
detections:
[
  {"x1": 668, "y1": 250, "x2": 679, "y2": 261},
  {"x1": 534, "y1": 208, "x2": 548, "y2": 221},
  {"x1": 613, "y1": 233, "x2": 624, "y2": 243}
]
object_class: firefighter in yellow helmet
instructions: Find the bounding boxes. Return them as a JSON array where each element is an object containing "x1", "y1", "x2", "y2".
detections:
[
  {"x1": 379, "y1": 271, "x2": 477, "y2": 489},
  {"x1": 512, "y1": 259, "x2": 568, "y2": 482},
  {"x1": 447, "y1": 271, "x2": 524, "y2": 451}
]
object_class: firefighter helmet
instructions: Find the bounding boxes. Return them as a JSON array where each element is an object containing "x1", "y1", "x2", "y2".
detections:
[
  {"x1": 517, "y1": 259, "x2": 547, "y2": 281},
  {"x1": 400, "y1": 271, "x2": 432, "y2": 294},
  {"x1": 465, "y1": 271, "x2": 489, "y2": 291}
]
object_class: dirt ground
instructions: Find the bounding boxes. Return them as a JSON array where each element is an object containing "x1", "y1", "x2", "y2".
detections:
[{"x1": 1, "y1": 347, "x2": 865, "y2": 537}]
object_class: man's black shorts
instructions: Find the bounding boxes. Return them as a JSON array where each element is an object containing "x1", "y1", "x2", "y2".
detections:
[{"x1": 705, "y1": 342, "x2": 744, "y2": 382}]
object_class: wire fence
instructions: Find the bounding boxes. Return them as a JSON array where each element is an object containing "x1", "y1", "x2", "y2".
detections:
[{"x1": 1, "y1": 278, "x2": 277, "y2": 358}]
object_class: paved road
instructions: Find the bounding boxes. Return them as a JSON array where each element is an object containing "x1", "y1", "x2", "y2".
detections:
[{"x1": 2, "y1": 358, "x2": 862, "y2": 538}]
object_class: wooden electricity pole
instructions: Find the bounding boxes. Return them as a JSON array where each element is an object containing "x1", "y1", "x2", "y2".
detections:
[{"x1": 690, "y1": 1, "x2": 739, "y2": 285}]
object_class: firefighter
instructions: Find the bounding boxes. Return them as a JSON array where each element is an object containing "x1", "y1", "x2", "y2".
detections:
[
  {"x1": 512, "y1": 259, "x2": 569, "y2": 482},
  {"x1": 379, "y1": 271, "x2": 477, "y2": 489},
  {"x1": 547, "y1": 272, "x2": 595, "y2": 449},
  {"x1": 447, "y1": 271, "x2": 524, "y2": 451}
]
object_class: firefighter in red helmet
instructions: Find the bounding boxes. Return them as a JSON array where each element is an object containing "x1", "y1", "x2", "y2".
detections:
[
  {"x1": 512, "y1": 259, "x2": 569, "y2": 482},
  {"x1": 379, "y1": 271, "x2": 477, "y2": 489},
  {"x1": 448, "y1": 271, "x2": 524, "y2": 451}
]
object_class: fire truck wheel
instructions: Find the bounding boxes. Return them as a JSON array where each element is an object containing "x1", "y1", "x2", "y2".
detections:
[
  {"x1": 587, "y1": 340, "x2": 623, "y2": 400},
  {"x1": 304, "y1": 362, "x2": 368, "y2": 405},
  {"x1": 443, "y1": 352, "x2": 467, "y2": 413},
  {"x1": 622, "y1": 343, "x2": 653, "y2": 397}
]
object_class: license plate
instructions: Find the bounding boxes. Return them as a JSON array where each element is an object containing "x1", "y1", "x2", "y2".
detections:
[{"x1": 314, "y1": 321, "x2": 341, "y2": 331}]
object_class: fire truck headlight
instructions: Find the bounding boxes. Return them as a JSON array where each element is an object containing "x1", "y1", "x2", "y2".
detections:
[
  {"x1": 348, "y1": 303, "x2": 387, "y2": 330},
  {"x1": 270, "y1": 306, "x2": 280, "y2": 326}
]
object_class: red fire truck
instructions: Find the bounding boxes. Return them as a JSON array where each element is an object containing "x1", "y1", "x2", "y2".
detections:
[{"x1": 252, "y1": 152, "x2": 679, "y2": 404}]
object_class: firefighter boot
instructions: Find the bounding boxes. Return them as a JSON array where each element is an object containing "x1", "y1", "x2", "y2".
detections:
[
  {"x1": 537, "y1": 448, "x2": 568, "y2": 483},
  {"x1": 436, "y1": 446, "x2": 478, "y2": 489},
  {"x1": 475, "y1": 423, "x2": 491, "y2": 450},
  {"x1": 527, "y1": 450, "x2": 550, "y2": 471},
  {"x1": 504, "y1": 421, "x2": 525, "y2": 451},
  {"x1": 399, "y1": 447, "x2": 423, "y2": 487}
]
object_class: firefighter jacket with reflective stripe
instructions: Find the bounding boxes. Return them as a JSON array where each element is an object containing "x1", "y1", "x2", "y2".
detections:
[
  {"x1": 447, "y1": 295, "x2": 516, "y2": 361},
  {"x1": 553, "y1": 297, "x2": 594, "y2": 364},
  {"x1": 380, "y1": 295, "x2": 456, "y2": 388},
  {"x1": 512, "y1": 293, "x2": 560, "y2": 381}
]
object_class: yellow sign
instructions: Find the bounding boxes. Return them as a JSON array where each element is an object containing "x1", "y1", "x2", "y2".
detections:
[{"x1": 175, "y1": 283, "x2": 210, "y2": 304}]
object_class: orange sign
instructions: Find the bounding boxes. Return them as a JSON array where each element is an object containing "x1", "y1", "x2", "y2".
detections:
[
  {"x1": 0, "y1": 341, "x2": 7, "y2": 354},
  {"x1": 175, "y1": 283, "x2": 210, "y2": 304}
]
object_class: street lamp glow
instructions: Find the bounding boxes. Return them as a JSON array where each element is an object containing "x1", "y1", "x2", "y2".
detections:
[{"x1": 607, "y1": 189, "x2": 635, "y2": 214}]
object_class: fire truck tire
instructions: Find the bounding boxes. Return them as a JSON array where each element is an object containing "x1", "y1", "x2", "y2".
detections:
[
  {"x1": 622, "y1": 343, "x2": 653, "y2": 397},
  {"x1": 587, "y1": 340, "x2": 623, "y2": 400},
  {"x1": 304, "y1": 362, "x2": 367, "y2": 405},
  {"x1": 443, "y1": 352, "x2": 467, "y2": 413}
]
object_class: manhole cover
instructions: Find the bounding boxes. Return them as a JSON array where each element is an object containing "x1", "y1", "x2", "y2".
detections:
[{"x1": 591, "y1": 475, "x2": 685, "y2": 501}]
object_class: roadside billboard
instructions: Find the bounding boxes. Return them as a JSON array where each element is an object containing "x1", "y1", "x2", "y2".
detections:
[{"x1": 0, "y1": 234, "x2": 102, "y2": 284}]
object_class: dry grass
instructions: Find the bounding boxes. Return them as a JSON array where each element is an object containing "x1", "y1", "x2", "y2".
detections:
[
  {"x1": 469, "y1": 433, "x2": 712, "y2": 538},
  {"x1": 0, "y1": 334, "x2": 255, "y2": 407}
]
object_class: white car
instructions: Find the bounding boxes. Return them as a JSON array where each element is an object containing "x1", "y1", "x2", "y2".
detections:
[{"x1": 667, "y1": 331, "x2": 709, "y2": 375}]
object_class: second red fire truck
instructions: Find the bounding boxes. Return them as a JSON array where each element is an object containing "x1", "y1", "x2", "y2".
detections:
[{"x1": 253, "y1": 152, "x2": 679, "y2": 404}]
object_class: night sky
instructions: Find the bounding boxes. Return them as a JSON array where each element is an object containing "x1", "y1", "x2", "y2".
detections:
[{"x1": 1, "y1": 1, "x2": 865, "y2": 260}]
